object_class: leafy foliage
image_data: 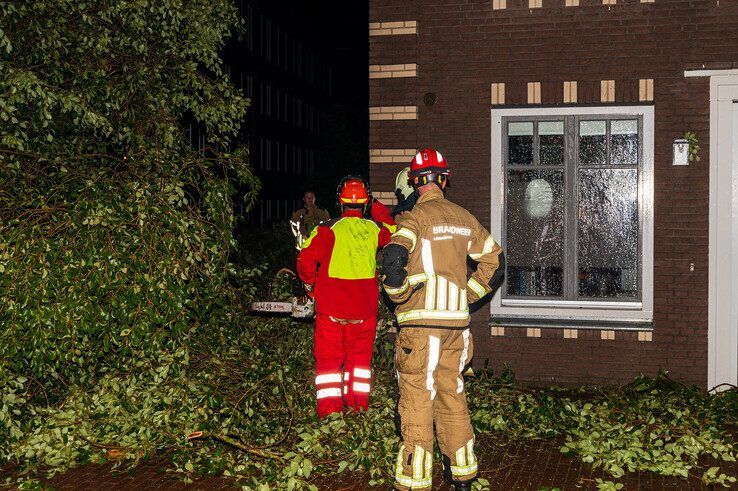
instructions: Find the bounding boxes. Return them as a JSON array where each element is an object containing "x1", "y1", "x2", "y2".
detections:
[
  {"x1": 684, "y1": 131, "x2": 701, "y2": 163},
  {"x1": 0, "y1": 0, "x2": 246, "y2": 157},
  {"x1": 2, "y1": 208, "x2": 738, "y2": 488},
  {"x1": 1, "y1": 0, "x2": 258, "y2": 471},
  {"x1": 558, "y1": 375, "x2": 737, "y2": 486},
  {"x1": 4, "y1": 305, "x2": 738, "y2": 489},
  {"x1": 471, "y1": 370, "x2": 738, "y2": 487},
  {"x1": 3, "y1": 311, "x2": 401, "y2": 489}
]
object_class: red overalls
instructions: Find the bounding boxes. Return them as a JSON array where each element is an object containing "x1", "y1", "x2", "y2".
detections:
[{"x1": 297, "y1": 209, "x2": 392, "y2": 417}]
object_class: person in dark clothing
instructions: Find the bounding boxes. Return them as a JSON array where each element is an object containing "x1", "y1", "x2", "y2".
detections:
[
  {"x1": 290, "y1": 191, "x2": 331, "y2": 249},
  {"x1": 391, "y1": 166, "x2": 417, "y2": 218}
]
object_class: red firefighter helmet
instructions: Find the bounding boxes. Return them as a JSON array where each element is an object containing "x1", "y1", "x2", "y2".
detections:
[
  {"x1": 337, "y1": 176, "x2": 370, "y2": 207},
  {"x1": 409, "y1": 148, "x2": 450, "y2": 187},
  {"x1": 409, "y1": 148, "x2": 449, "y2": 177}
]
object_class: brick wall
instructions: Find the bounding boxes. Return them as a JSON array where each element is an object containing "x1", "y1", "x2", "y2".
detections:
[{"x1": 369, "y1": 0, "x2": 738, "y2": 387}]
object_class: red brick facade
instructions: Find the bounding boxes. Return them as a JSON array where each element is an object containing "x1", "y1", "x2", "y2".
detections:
[{"x1": 369, "y1": 0, "x2": 738, "y2": 386}]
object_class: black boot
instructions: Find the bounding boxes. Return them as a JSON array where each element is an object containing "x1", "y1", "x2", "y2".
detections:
[
  {"x1": 450, "y1": 481, "x2": 474, "y2": 491},
  {"x1": 442, "y1": 455, "x2": 476, "y2": 490}
]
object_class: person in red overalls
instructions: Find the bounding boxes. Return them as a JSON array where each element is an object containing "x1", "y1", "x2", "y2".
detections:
[{"x1": 297, "y1": 176, "x2": 392, "y2": 417}]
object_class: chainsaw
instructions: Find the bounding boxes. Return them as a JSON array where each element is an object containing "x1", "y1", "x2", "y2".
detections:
[
  {"x1": 246, "y1": 268, "x2": 315, "y2": 318},
  {"x1": 248, "y1": 296, "x2": 315, "y2": 318}
]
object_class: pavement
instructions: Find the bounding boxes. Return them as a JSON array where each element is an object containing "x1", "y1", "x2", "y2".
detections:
[{"x1": 3, "y1": 434, "x2": 735, "y2": 490}]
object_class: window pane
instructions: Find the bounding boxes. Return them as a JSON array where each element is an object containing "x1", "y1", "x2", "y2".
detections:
[
  {"x1": 579, "y1": 120, "x2": 606, "y2": 166},
  {"x1": 508, "y1": 122, "x2": 533, "y2": 166},
  {"x1": 578, "y1": 169, "x2": 638, "y2": 298},
  {"x1": 610, "y1": 120, "x2": 638, "y2": 166},
  {"x1": 539, "y1": 121, "x2": 564, "y2": 166},
  {"x1": 506, "y1": 170, "x2": 564, "y2": 297}
]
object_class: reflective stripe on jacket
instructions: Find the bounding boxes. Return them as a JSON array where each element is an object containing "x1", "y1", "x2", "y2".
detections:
[{"x1": 383, "y1": 187, "x2": 503, "y2": 328}]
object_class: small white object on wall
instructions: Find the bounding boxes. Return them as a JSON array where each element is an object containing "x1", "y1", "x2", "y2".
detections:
[{"x1": 673, "y1": 138, "x2": 689, "y2": 166}]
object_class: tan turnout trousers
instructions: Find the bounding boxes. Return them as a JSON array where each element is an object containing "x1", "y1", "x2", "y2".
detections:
[{"x1": 393, "y1": 326, "x2": 477, "y2": 490}]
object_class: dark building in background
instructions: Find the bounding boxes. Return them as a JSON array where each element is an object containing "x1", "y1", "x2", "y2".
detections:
[
  {"x1": 222, "y1": 1, "x2": 335, "y2": 225},
  {"x1": 204, "y1": 1, "x2": 371, "y2": 225}
]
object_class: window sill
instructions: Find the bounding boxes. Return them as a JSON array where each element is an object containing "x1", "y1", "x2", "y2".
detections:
[
  {"x1": 502, "y1": 299, "x2": 642, "y2": 310},
  {"x1": 489, "y1": 315, "x2": 653, "y2": 331}
]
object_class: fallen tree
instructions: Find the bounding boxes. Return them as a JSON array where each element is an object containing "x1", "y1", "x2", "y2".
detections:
[{"x1": 1, "y1": 2, "x2": 737, "y2": 490}]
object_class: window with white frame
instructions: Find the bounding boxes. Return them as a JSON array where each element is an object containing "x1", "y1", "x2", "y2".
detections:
[{"x1": 490, "y1": 107, "x2": 654, "y2": 325}]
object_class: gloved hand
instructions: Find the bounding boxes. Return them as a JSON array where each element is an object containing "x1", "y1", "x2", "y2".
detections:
[{"x1": 303, "y1": 282, "x2": 315, "y2": 300}]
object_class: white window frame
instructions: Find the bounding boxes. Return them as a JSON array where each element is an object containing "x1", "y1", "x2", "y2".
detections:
[{"x1": 490, "y1": 106, "x2": 654, "y2": 325}]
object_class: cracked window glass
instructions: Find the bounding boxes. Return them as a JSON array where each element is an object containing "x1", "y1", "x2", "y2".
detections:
[
  {"x1": 506, "y1": 170, "x2": 564, "y2": 297},
  {"x1": 578, "y1": 168, "x2": 638, "y2": 298},
  {"x1": 508, "y1": 122, "x2": 533, "y2": 166}
]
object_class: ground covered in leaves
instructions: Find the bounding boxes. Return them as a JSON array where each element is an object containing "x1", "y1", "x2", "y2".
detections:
[
  {"x1": 2, "y1": 227, "x2": 738, "y2": 491},
  {"x1": 18, "y1": 428, "x2": 738, "y2": 490},
  {"x1": 3, "y1": 298, "x2": 738, "y2": 490}
]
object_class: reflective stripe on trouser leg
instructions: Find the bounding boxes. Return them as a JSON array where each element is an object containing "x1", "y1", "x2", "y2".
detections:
[
  {"x1": 456, "y1": 329, "x2": 471, "y2": 394},
  {"x1": 315, "y1": 374, "x2": 343, "y2": 404},
  {"x1": 395, "y1": 328, "x2": 435, "y2": 489},
  {"x1": 315, "y1": 371, "x2": 343, "y2": 415},
  {"x1": 353, "y1": 381, "x2": 371, "y2": 392},
  {"x1": 315, "y1": 373, "x2": 342, "y2": 385},
  {"x1": 353, "y1": 367, "x2": 371, "y2": 393},
  {"x1": 451, "y1": 438, "x2": 478, "y2": 479},
  {"x1": 344, "y1": 317, "x2": 376, "y2": 412},
  {"x1": 433, "y1": 329, "x2": 477, "y2": 481},
  {"x1": 314, "y1": 314, "x2": 346, "y2": 418},
  {"x1": 426, "y1": 335, "x2": 441, "y2": 400},
  {"x1": 394, "y1": 444, "x2": 433, "y2": 490},
  {"x1": 316, "y1": 388, "x2": 342, "y2": 399}
]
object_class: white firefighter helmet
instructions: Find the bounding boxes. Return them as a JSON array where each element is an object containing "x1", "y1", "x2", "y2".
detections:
[{"x1": 395, "y1": 166, "x2": 413, "y2": 200}]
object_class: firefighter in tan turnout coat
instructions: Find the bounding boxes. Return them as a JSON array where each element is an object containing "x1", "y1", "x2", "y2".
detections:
[{"x1": 381, "y1": 148, "x2": 504, "y2": 490}]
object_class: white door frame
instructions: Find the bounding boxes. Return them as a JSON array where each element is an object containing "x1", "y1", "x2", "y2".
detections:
[{"x1": 686, "y1": 70, "x2": 738, "y2": 390}]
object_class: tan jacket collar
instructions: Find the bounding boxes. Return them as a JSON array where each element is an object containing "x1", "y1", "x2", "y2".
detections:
[{"x1": 416, "y1": 186, "x2": 445, "y2": 204}]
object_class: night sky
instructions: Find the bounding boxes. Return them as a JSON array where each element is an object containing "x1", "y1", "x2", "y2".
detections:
[{"x1": 257, "y1": 1, "x2": 369, "y2": 115}]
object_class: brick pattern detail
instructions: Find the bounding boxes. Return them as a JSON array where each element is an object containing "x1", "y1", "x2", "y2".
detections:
[
  {"x1": 527, "y1": 328, "x2": 542, "y2": 338},
  {"x1": 493, "y1": 0, "x2": 506, "y2": 10},
  {"x1": 369, "y1": 4, "x2": 419, "y2": 189},
  {"x1": 527, "y1": 82, "x2": 541, "y2": 104},
  {"x1": 639, "y1": 78, "x2": 654, "y2": 101},
  {"x1": 529, "y1": 0, "x2": 542, "y2": 8},
  {"x1": 370, "y1": 63, "x2": 418, "y2": 79},
  {"x1": 565, "y1": 0, "x2": 579, "y2": 6},
  {"x1": 600, "y1": 330, "x2": 616, "y2": 341},
  {"x1": 563, "y1": 329, "x2": 578, "y2": 339},
  {"x1": 480, "y1": 79, "x2": 651, "y2": 106},
  {"x1": 374, "y1": 191, "x2": 398, "y2": 206},
  {"x1": 491, "y1": 83, "x2": 506, "y2": 105},
  {"x1": 600, "y1": 80, "x2": 615, "y2": 102},
  {"x1": 369, "y1": 106, "x2": 417, "y2": 121},
  {"x1": 638, "y1": 331, "x2": 654, "y2": 342},
  {"x1": 369, "y1": 21, "x2": 417, "y2": 36},
  {"x1": 563, "y1": 81, "x2": 578, "y2": 103},
  {"x1": 369, "y1": 148, "x2": 416, "y2": 163},
  {"x1": 491, "y1": 326, "x2": 505, "y2": 336},
  {"x1": 370, "y1": 0, "x2": 738, "y2": 387}
]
